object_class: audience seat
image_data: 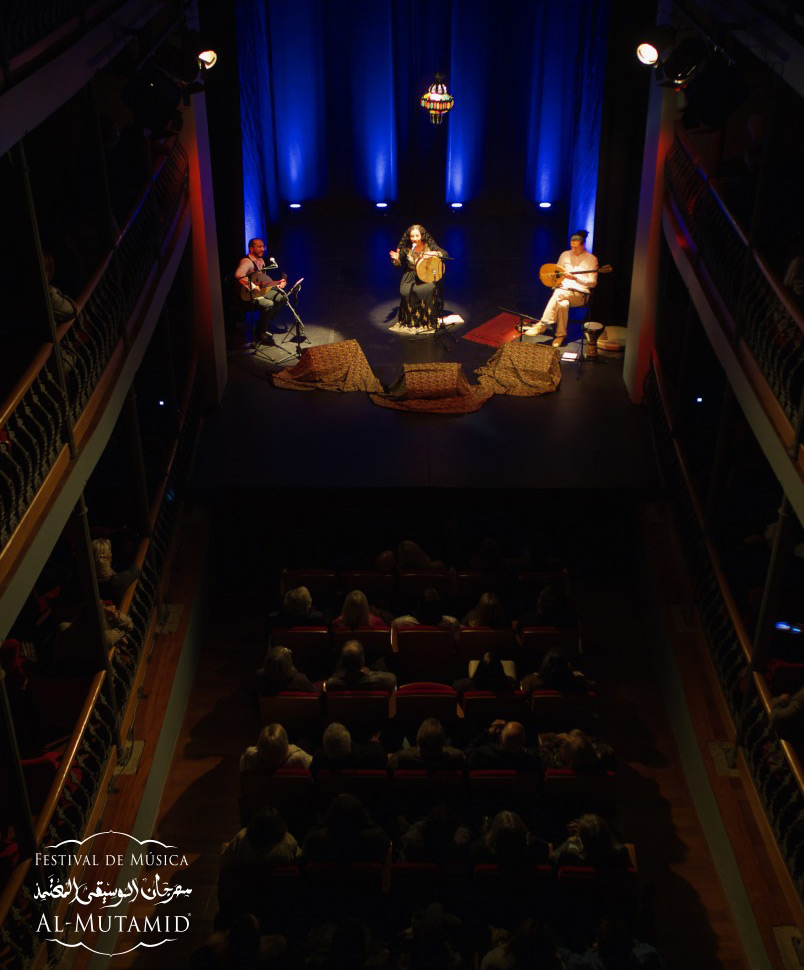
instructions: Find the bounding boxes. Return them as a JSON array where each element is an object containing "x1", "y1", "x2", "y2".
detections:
[
  {"x1": 393, "y1": 626, "x2": 458, "y2": 685},
  {"x1": 338, "y1": 570, "x2": 395, "y2": 600},
  {"x1": 473, "y1": 863, "x2": 554, "y2": 926},
  {"x1": 391, "y1": 861, "x2": 470, "y2": 910},
  {"x1": 324, "y1": 691, "x2": 390, "y2": 729},
  {"x1": 271, "y1": 627, "x2": 333, "y2": 681},
  {"x1": 395, "y1": 682, "x2": 459, "y2": 730},
  {"x1": 543, "y1": 768, "x2": 617, "y2": 817},
  {"x1": 217, "y1": 864, "x2": 302, "y2": 924},
  {"x1": 458, "y1": 627, "x2": 517, "y2": 662},
  {"x1": 397, "y1": 571, "x2": 453, "y2": 601},
  {"x1": 529, "y1": 690, "x2": 598, "y2": 731},
  {"x1": 519, "y1": 626, "x2": 580, "y2": 670},
  {"x1": 239, "y1": 768, "x2": 313, "y2": 833},
  {"x1": 315, "y1": 769, "x2": 390, "y2": 815},
  {"x1": 461, "y1": 690, "x2": 530, "y2": 727},
  {"x1": 466, "y1": 770, "x2": 543, "y2": 819},
  {"x1": 391, "y1": 770, "x2": 465, "y2": 814},
  {"x1": 555, "y1": 860, "x2": 639, "y2": 934},
  {"x1": 279, "y1": 568, "x2": 338, "y2": 603},
  {"x1": 454, "y1": 571, "x2": 505, "y2": 599},
  {"x1": 331, "y1": 627, "x2": 391, "y2": 666},
  {"x1": 258, "y1": 692, "x2": 323, "y2": 740},
  {"x1": 515, "y1": 569, "x2": 571, "y2": 601}
]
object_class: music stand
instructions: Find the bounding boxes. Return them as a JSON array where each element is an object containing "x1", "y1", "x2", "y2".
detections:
[
  {"x1": 497, "y1": 307, "x2": 551, "y2": 344},
  {"x1": 274, "y1": 278, "x2": 308, "y2": 364}
]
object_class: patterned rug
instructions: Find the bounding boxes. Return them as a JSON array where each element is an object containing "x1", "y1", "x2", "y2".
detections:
[
  {"x1": 271, "y1": 339, "x2": 383, "y2": 393},
  {"x1": 370, "y1": 362, "x2": 492, "y2": 413},
  {"x1": 462, "y1": 311, "x2": 521, "y2": 347},
  {"x1": 474, "y1": 341, "x2": 561, "y2": 396}
]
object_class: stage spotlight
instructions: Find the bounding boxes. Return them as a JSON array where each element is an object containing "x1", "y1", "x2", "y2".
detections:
[
  {"x1": 197, "y1": 50, "x2": 217, "y2": 70},
  {"x1": 538, "y1": 202, "x2": 552, "y2": 209},
  {"x1": 657, "y1": 36, "x2": 708, "y2": 87},
  {"x1": 289, "y1": 203, "x2": 301, "y2": 209},
  {"x1": 695, "y1": 396, "x2": 703, "y2": 403},
  {"x1": 376, "y1": 202, "x2": 388, "y2": 208},
  {"x1": 636, "y1": 26, "x2": 674, "y2": 66},
  {"x1": 450, "y1": 202, "x2": 463, "y2": 208}
]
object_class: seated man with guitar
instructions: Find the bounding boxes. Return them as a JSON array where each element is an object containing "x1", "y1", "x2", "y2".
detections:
[
  {"x1": 527, "y1": 230, "x2": 599, "y2": 347},
  {"x1": 235, "y1": 237, "x2": 287, "y2": 343}
]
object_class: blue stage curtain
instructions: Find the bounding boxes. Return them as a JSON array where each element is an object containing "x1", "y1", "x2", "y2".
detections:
[{"x1": 237, "y1": 0, "x2": 609, "y2": 237}]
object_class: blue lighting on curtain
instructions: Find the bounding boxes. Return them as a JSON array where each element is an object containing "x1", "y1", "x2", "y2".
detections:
[
  {"x1": 346, "y1": 4, "x2": 397, "y2": 202},
  {"x1": 446, "y1": 0, "x2": 488, "y2": 204}
]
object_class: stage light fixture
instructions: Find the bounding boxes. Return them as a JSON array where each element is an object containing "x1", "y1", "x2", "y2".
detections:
[
  {"x1": 197, "y1": 49, "x2": 217, "y2": 70},
  {"x1": 539, "y1": 202, "x2": 552, "y2": 209},
  {"x1": 450, "y1": 202, "x2": 463, "y2": 208},
  {"x1": 657, "y1": 35, "x2": 708, "y2": 88},
  {"x1": 376, "y1": 202, "x2": 388, "y2": 208},
  {"x1": 289, "y1": 203, "x2": 301, "y2": 209},
  {"x1": 421, "y1": 74, "x2": 454, "y2": 125},
  {"x1": 636, "y1": 26, "x2": 674, "y2": 66}
]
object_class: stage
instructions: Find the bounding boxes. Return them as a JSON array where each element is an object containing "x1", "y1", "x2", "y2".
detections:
[{"x1": 190, "y1": 211, "x2": 653, "y2": 491}]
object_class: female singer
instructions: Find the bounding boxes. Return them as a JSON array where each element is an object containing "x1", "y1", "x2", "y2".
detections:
[{"x1": 389, "y1": 224, "x2": 448, "y2": 330}]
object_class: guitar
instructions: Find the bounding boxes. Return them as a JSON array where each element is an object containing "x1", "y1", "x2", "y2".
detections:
[
  {"x1": 239, "y1": 270, "x2": 287, "y2": 302},
  {"x1": 539, "y1": 263, "x2": 612, "y2": 289}
]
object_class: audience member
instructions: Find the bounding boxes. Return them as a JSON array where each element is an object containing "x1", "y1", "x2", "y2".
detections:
[
  {"x1": 92, "y1": 538, "x2": 142, "y2": 608},
  {"x1": 559, "y1": 918, "x2": 667, "y2": 969},
  {"x1": 517, "y1": 584, "x2": 576, "y2": 634},
  {"x1": 332, "y1": 590, "x2": 389, "y2": 632},
  {"x1": 397, "y1": 803, "x2": 472, "y2": 864},
  {"x1": 255, "y1": 645, "x2": 319, "y2": 694},
  {"x1": 393, "y1": 588, "x2": 460, "y2": 635},
  {"x1": 43, "y1": 251, "x2": 79, "y2": 323},
  {"x1": 521, "y1": 648, "x2": 592, "y2": 694},
  {"x1": 301, "y1": 793, "x2": 389, "y2": 864},
  {"x1": 471, "y1": 810, "x2": 549, "y2": 866},
  {"x1": 240, "y1": 723, "x2": 312, "y2": 773},
  {"x1": 466, "y1": 720, "x2": 542, "y2": 772},
  {"x1": 221, "y1": 806, "x2": 300, "y2": 871},
  {"x1": 390, "y1": 717, "x2": 465, "y2": 770},
  {"x1": 551, "y1": 814, "x2": 630, "y2": 870},
  {"x1": 270, "y1": 587, "x2": 327, "y2": 629},
  {"x1": 769, "y1": 687, "x2": 804, "y2": 743},
  {"x1": 190, "y1": 914, "x2": 286, "y2": 970},
  {"x1": 397, "y1": 539, "x2": 446, "y2": 572},
  {"x1": 481, "y1": 919, "x2": 562, "y2": 970},
  {"x1": 539, "y1": 730, "x2": 615, "y2": 772},
  {"x1": 325, "y1": 640, "x2": 396, "y2": 693},
  {"x1": 454, "y1": 652, "x2": 518, "y2": 696},
  {"x1": 462, "y1": 592, "x2": 506, "y2": 629},
  {"x1": 310, "y1": 722, "x2": 387, "y2": 772}
]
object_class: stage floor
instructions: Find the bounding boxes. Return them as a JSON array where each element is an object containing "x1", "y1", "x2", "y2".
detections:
[{"x1": 191, "y1": 211, "x2": 654, "y2": 490}]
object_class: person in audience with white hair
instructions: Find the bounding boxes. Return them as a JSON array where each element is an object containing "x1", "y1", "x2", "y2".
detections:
[
  {"x1": 310, "y1": 722, "x2": 387, "y2": 773},
  {"x1": 240, "y1": 722, "x2": 312, "y2": 773}
]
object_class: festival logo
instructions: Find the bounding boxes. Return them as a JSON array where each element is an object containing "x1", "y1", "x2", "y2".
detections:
[{"x1": 33, "y1": 831, "x2": 193, "y2": 957}]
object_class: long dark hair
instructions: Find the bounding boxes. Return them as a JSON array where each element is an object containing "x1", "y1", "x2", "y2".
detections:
[{"x1": 397, "y1": 224, "x2": 440, "y2": 253}]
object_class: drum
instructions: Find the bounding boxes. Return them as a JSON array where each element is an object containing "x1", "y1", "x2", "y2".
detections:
[
  {"x1": 583, "y1": 321, "x2": 604, "y2": 359},
  {"x1": 415, "y1": 253, "x2": 445, "y2": 283}
]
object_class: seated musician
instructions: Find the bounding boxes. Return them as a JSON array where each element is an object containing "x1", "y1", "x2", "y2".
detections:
[
  {"x1": 527, "y1": 230, "x2": 598, "y2": 347},
  {"x1": 389, "y1": 223, "x2": 448, "y2": 330},
  {"x1": 234, "y1": 237, "x2": 287, "y2": 343}
]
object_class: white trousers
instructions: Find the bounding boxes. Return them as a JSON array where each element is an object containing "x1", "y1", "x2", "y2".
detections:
[{"x1": 541, "y1": 287, "x2": 588, "y2": 337}]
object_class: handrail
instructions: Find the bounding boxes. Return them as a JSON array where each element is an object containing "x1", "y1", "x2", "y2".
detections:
[
  {"x1": 650, "y1": 352, "x2": 755, "y2": 667},
  {"x1": 0, "y1": 344, "x2": 56, "y2": 429},
  {"x1": 671, "y1": 126, "x2": 804, "y2": 337},
  {"x1": 34, "y1": 670, "x2": 106, "y2": 845},
  {"x1": 752, "y1": 670, "x2": 804, "y2": 805}
]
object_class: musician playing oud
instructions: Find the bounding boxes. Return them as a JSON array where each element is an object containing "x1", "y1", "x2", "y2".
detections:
[
  {"x1": 528, "y1": 230, "x2": 598, "y2": 347},
  {"x1": 235, "y1": 237, "x2": 287, "y2": 343},
  {"x1": 389, "y1": 224, "x2": 448, "y2": 330}
]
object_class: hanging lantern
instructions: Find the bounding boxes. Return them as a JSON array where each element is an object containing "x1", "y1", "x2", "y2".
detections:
[{"x1": 421, "y1": 74, "x2": 454, "y2": 125}]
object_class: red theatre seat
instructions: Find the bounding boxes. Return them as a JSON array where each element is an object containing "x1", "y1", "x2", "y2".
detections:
[
  {"x1": 271, "y1": 627, "x2": 332, "y2": 681},
  {"x1": 239, "y1": 768, "x2": 313, "y2": 832},
  {"x1": 279, "y1": 568, "x2": 339, "y2": 602},
  {"x1": 461, "y1": 690, "x2": 530, "y2": 727},
  {"x1": 258, "y1": 691, "x2": 323, "y2": 739},
  {"x1": 324, "y1": 691, "x2": 390, "y2": 729},
  {"x1": 393, "y1": 626, "x2": 458, "y2": 685},
  {"x1": 395, "y1": 682, "x2": 459, "y2": 729},
  {"x1": 458, "y1": 627, "x2": 517, "y2": 663}
]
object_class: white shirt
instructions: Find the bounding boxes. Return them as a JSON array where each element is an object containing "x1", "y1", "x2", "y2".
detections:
[{"x1": 557, "y1": 248, "x2": 598, "y2": 295}]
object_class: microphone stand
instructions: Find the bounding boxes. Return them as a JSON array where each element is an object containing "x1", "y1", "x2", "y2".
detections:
[{"x1": 275, "y1": 279, "x2": 309, "y2": 363}]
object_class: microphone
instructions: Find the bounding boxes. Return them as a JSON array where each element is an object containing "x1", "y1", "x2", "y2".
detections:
[{"x1": 266, "y1": 257, "x2": 278, "y2": 270}]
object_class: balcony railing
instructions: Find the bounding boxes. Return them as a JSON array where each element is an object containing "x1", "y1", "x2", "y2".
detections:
[
  {"x1": 0, "y1": 140, "x2": 189, "y2": 554},
  {"x1": 665, "y1": 130, "x2": 804, "y2": 431},
  {"x1": 0, "y1": 360, "x2": 201, "y2": 969},
  {"x1": 645, "y1": 356, "x2": 804, "y2": 899}
]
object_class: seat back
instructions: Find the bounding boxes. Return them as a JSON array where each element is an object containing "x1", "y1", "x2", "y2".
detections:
[
  {"x1": 395, "y1": 683, "x2": 459, "y2": 730},
  {"x1": 239, "y1": 768, "x2": 313, "y2": 832},
  {"x1": 331, "y1": 627, "x2": 391, "y2": 667},
  {"x1": 454, "y1": 571, "x2": 506, "y2": 599},
  {"x1": 315, "y1": 769, "x2": 390, "y2": 815},
  {"x1": 461, "y1": 690, "x2": 530, "y2": 727},
  {"x1": 391, "y1": 770, "x2": 465, "y2": 813},
  {"x1": 398, "y1": 571, "x2": 453, "y2": 601},
  {"x1": 466, "y1": 770, "x2": 542, "y2": 818},
  {"x1": 280, "y1": 568, "x2": 339, "y2": 603},
  {"x1": 258, "y1": 691, "x2": 323, "y2": 739},
  {"x1": 339, "y1": 571, "x2": 395, "y2": 600},
  {"x1": 393, "y1": 627, "x2": 457, "y2": 685},
  {"x1": 458, "y1": 627, "x2": 517, "y2": 663},
  {"x1": 544, "y1": 768, "x2": 616, "y2": 817},
  {"x1": 529, "y1": 690, "x2": 597, "y2": 732},
  {"x1": 324, "y1": 691, "x2": 390, "y2": 730},
  {"x1": 520, "y1": 627, "x2": 580, "y2": 670},
  {"x1": 272, "y1": 627, "x2": 333, "y2": 681}
]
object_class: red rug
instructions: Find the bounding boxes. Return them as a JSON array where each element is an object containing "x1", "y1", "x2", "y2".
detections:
[{"x1": 462, "y1": 311, "x2": 521, "y2": 347}]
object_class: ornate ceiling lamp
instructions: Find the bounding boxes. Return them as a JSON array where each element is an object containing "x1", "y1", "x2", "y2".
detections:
[{"x1": 421, "y1": 74, "x2": 454, "y2": 125}]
